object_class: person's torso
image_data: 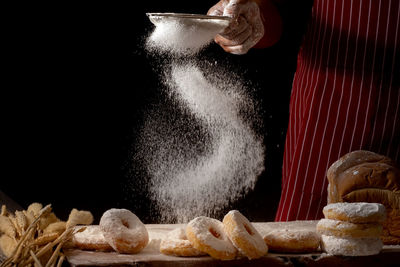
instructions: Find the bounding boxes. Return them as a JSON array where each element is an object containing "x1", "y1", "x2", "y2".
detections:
[{"x1": 299, "y1": 0, "x2": 399, "y2": 78}]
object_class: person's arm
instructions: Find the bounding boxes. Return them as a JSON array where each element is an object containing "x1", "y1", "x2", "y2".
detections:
[
  {"x1": 207, "y1": 0, "x2": 283, "y2": 54},
  {"x1": 253, "y1": 0, "x2": 282, "y2": 48}
]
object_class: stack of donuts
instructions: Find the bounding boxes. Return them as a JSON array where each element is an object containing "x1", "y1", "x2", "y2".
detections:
[
  {"x1": 160, "y1": 210, "x2": 268, "y2": 260},
  {"x1": 317, "y1": 202, "x2": 386, "y2": 256}
]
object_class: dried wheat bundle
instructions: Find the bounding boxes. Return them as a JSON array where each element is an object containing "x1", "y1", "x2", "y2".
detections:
[{"x1": 0, "y1": 203, "x2": 91, "y2": 267}]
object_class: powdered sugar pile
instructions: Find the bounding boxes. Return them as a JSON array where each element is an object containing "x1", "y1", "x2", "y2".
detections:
[
  {"x1": 136, "y1": 17, "x2": 264, "y2": 223},
  {"x1": 72, "y1": 226, "x2": 108, "y2": 246},
  {"x1": 165, "y1": 227, "x2": 188, "y2": 240}
]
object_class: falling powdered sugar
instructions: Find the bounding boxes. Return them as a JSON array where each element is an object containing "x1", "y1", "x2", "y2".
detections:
[{"x1": 137, "y1": 17, "x2": 264, "y2": 223}]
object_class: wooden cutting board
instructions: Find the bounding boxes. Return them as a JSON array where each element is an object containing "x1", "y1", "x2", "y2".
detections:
[{"x1": 65, "y1": 221, "x2": 400, "y2": 267}]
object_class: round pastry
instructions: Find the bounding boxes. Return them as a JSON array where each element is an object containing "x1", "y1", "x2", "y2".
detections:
[
  {"x1": 263, "y1": 229, "x2": 321, "y2": 253},
  {"x1": 323, "y1": 202, "x2": 386, "y2": 223},
  {"x1": 320, "y1": 234, "x2": 383, "y2": 256},
  {"x1": 186, "y1": 216, "x2": 237, "y2": 260},
  {"x1": 71, "y1": 225, "x2": 113, "y2": 251},
  {"x1": 99, "y1": 208, "x2": 149, "y2": 254},
  {"x1": 160, "y1": 227, "x2": 206, "y2": 257},
  {"x1": 222, "y1": 210, "x2": 267, "y2": 259},
  {"x1": 316, "y1": 218, "x2": 382, "y2": 238}
]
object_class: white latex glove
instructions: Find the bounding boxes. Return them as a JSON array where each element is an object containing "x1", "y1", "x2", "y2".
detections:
[{"x1": 208, "y1": 0, "x2": 264, "y2": 55}]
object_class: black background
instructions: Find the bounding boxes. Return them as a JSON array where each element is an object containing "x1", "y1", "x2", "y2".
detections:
[{"x1": 2, "y1": 1, "x2": 312, "y2": 223}]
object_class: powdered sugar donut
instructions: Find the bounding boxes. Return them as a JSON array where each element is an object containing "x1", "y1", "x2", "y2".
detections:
[
  {"x1": 317, "y1": 218, "x2": 382, "y2": 238},
  {"x1": 263, "y1": 229, "x2": 320, "y2": 253},
  {"x1": 186, "y1": 216, "x2": 237, "y2": 260},
  {"x1": 160, "y1": 227, "x2": 206, "y2": 257},
  {"x1": 70, "y1": 225, "x2": 112, "y2": 251},
  {"x1": 323, "y1": 202, "x2": 386, "y2": 223},
  {"x1": 222, "y1": 210, "x2": 267, "y2": 259},
  {"x1": 320, "y1": 234, "x2": 383, "y2": 256},
  {"x1": 99, "y1": 208, "x2": 149, "y2": 254}
]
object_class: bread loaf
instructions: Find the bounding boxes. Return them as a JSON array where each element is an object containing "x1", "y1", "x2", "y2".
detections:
[{"x1": 327, "y1": 150, "x2": 400, "y2": 244}]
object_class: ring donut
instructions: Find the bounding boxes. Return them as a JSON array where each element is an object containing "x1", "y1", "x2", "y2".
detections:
[
  {"x1": 160, "y1": 227, "x2": 206, "y2": 257},
  {"x1": 70, "y1": 225, "x2": 113, "y2": 251},
  {"x1": 186, "y1": 216, "x2": 237, "y2": 260},
  {"x1": 320, "y1": 235, "x2": 383, "y2": 256},
  {"x1": 222, "y1": 210, "x2": 268, "y2": 259},
  {"x1": 99, "y1": 208, "x2": 149, "y2": 254},
  {"x1": 316, "y1": 218, "x2": 382, "y2": 238},
  {"x1": 263, "y1": 229, "x2": 320, "y2": 253},
  {"x1": 323, "y1": 202, "x2": 386, "y2": 223}
]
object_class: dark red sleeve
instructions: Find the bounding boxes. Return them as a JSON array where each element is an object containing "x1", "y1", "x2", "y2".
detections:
[{"x1": 253, "y1": 0, "x2": 283, "y2": 48}]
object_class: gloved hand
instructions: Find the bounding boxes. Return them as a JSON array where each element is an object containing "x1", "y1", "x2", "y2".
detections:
[{"x1": 208, "y1": 0, "x2": 264, "y2": 55}]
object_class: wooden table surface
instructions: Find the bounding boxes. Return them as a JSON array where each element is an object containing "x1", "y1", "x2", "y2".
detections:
[{"x1": 64, "y1": 222, "x2": 400, "y2": 267}]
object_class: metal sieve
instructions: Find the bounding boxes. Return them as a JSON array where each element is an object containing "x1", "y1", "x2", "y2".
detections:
[{"x1": 146, "y1": 13, "x2": 231, "y2": 32}]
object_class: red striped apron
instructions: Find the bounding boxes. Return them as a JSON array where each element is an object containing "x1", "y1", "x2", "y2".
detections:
[{"x1": 275, "y1": 0, "x2": 400, "y2": 221}]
